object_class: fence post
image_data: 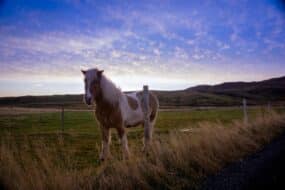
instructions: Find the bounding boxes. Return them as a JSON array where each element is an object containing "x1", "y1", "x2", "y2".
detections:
[
  {"x1": 243, "y1": 98, "x2": 248, "y2": 125},
  {"x1": 267, "y1": 101, "x2": 271, "y2": 112},
  {"x1": 61, "y1": 105, "x2": 64, "y2": 132},
  {"x1": 9, "y1": 106, "x2": 13, "y2": 129},
  {"x1": 39, "y1": 112, "x2": 42, "y2": 124},
  {"x1": 143, "y1": 85, "x2": 150, "y2": 140}
]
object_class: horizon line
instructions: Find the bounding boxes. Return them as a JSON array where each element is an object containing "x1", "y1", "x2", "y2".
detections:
[{"x1": 1, "y1": 74, "x2": 284, "y2": 98}]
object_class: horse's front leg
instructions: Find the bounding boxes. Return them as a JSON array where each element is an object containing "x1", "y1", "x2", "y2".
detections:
[
  {"x1": 116, "y1": 127, "x2": 130, "y2": 160},
  {"x1": 99, "y1": 127, "x2": 111, "y2": 161}
]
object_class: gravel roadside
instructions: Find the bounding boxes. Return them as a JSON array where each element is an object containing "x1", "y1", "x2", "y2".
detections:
[{"x1": 202, "y1": 132, "x2": 285, "y2": 190}]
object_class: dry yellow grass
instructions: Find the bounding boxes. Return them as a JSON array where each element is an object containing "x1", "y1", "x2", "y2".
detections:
[{"x1": 1, "y1": 110, "x2": 285, "y2": 190}]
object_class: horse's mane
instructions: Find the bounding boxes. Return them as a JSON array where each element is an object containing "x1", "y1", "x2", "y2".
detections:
[{"x1": 100, "y1": 74, "x2": 123, "y2": 104}]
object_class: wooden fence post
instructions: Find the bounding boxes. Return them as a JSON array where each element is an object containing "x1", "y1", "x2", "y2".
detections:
[
  {"x1": 39, "y1": 112, "x2": 42, "y2": 124},
  {"x1": 267, "y1": 101, "x2": 271, "y2": 112},
  {"x1": 243, "y1": 98, "x2": 248, "y2": 125},
  {"x1": 143, "y1": 85, "x2": 150, "y2": 139},
  {"x1": 61, "y1": 105, "x2": 64, "y2": 132},
  {"x1": 9, "y1": 106, "x2": 13, "y2": 129}
]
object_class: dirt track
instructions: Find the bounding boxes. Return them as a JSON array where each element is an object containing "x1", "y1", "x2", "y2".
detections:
[
  {"x1": 0, "y1": 107, "x2": 94, "y2": 115},
  {"x1": 202, "y1": 132, "x2": 285, "y2": 190},
  {"x1": 0, "y1": 107, "x2": 64, "y2": 115},
  {"x1": 0, "y1": 106, "x2": 212, "y2": 115}
]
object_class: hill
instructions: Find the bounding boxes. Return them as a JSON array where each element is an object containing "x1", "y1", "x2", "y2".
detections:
[
  {"x1": 0, "y1": 76, "x2": 284, "y2": 108},
  {"x1": 156, "y1": 76, "x2": 285, "y2": 107}
]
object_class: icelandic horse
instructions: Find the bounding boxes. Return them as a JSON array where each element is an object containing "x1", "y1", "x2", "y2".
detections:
[{"x1": 81, "y1": 68, "x2": 159, "y2": 160}]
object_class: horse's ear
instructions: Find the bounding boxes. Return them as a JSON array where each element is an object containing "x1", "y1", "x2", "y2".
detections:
[
  {"x1": 81, "y1": 70, "x2": 86, "y2": 75},
  {"x1": 97, "y1": 70, "x2": 104, "y2": 80},
  {"x1": 98, "y1": 70, "x2": 104, "y2": 76}
]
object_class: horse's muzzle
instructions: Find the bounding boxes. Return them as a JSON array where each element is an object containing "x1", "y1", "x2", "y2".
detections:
[{"x1": 84, "y1": 96, "x2": 92, "y2": 105}]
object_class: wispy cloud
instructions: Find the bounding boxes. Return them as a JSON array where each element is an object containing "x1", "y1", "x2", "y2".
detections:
[{"x1": 0, "y1": 0, "x2": 285, "y2": 96}]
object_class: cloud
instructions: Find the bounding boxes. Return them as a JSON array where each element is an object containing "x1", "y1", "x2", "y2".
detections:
[
  {"x1": 174, "y1": 47, "x2": 188, "y2": 60},
  {"x1": 192, "y1": 54, "x2": 204, "y2": 60},
  {"x1": 111, "y1": 50, "x2": 121, "y2": 58},
  {"x1": 220, "y1": 44, "x2": 230, "y2": 50},
  {"x1": 153, "y1": 48, "x2": 160, "y2": 56},
  {"x1": 0, "y1": 32, "x2": 120, "y2": 55},
  {"x1": 1, "y1": 0, "x2": 285, "y2": 96}
]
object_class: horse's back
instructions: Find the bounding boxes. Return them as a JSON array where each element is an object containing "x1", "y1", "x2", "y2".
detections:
[
  {"x1": 121, "y1": 91, "x2": 158, "y2": 126},
  {"x1": 121, "y1": 92, "x2": 144, "y2": 127},
  {"x1": 134, "y1": 91, "x2": 159, "y2": 123}
]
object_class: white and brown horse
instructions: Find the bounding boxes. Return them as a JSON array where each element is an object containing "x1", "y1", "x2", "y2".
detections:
[{"x1": 81, "y1": 68, "x2": 159, "y2": 160}]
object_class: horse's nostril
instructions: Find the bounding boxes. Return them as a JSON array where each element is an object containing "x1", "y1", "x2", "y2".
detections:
[{"x1": 84, "y1": 97, "x2": 91, "y2": 105}]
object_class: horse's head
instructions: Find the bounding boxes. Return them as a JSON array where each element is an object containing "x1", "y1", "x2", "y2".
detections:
[{"x1": 81, "y1": 68, "x2": 104, "y2": 105}]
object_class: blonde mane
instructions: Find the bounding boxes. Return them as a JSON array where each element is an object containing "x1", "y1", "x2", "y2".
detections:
[{"x1": 100, "y1": 74, "x2": 123, "y2": 104}]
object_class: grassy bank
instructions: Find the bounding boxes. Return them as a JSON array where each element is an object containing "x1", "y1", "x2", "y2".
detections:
[
  {"x1": 94, "y1": 111, "x2": 285, "y2": 189},
  {"x1": 0, "y1": 109, "x2": 285, "y2": 189}
]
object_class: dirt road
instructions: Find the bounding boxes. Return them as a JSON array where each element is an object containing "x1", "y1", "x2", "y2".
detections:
[{"x1": 202, "y1": 132, "x2": 285, "y2": 190}]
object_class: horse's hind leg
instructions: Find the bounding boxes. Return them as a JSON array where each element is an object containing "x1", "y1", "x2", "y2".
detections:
[
  {"x1": 117, "y1": 127, "x2": 130, "y2": 160},
  {"x1": 99, "y1": 127, "x2": 111, "y2": 161}
]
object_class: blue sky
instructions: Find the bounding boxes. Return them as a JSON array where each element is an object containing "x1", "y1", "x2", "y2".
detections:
[{"x1": 0, "y1": 0, "x2": 285, "y2": 96}]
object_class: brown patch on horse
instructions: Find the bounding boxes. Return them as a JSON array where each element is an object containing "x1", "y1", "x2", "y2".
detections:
[
  {"x1": 90, "y1": 78, "x2": 123, "y2": 130},
  {"x1": 136, "y1": 91, "x2": 159, "y2": 122},
  {"x1": 127, "y1": 96, "x2": 138, "y2": 110}
]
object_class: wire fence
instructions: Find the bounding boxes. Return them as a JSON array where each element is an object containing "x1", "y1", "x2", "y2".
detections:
[{"x1": 0, "y1": 96, "x2": 282, "y2": 134}]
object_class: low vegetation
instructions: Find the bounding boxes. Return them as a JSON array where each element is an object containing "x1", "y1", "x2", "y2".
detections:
[{"x1": 0, "y1": 108, "x2": 285, "y2": 189}]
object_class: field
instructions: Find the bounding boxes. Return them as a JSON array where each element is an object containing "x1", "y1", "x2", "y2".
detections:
[
  {"x1": 0, "y1": 108, "x2": 250, "y2": 166},
  {"x1": 1, "y1": 107, "x2": 285, "y2": 189}
]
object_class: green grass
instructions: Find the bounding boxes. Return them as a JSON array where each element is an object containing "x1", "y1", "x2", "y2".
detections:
[
  {"x1": 0, "y1": 107, "x2": 284, "y2": 169},
  {"x1": 0, "y1": 107, "x2": 270, "y2": 134},
  {"x1": 1, "y1": 107, "x2": 285, "y2": 189}
]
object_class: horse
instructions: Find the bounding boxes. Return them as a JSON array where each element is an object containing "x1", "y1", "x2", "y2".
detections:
[{"x1": 81, "y1": 68, "x2": 159, "y2": 160}]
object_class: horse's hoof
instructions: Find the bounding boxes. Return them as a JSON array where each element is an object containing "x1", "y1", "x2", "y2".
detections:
[
  {"x1": 99, "y1": 154, "x2": 105, "y2": 161},
  {"x1": 99, "y1": 157, "x2": 106, "y2": 163},
  {"x1": 123, "y1": 154, "x2": 129, "y2": 160},
  {"x1": 142, "y1": 146, "x2": 148, "y2": 152}
]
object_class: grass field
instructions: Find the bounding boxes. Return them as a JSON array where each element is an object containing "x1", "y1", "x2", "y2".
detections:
[
  {"x1": 0, "y1": 107, "x2": 285, "y2": 189},
  {"x1": 0, "y1": 107, "x2": 283, "y2": 166},
  {"x1": 0, "y1": 107, "x2": 271, "y2": 134}
]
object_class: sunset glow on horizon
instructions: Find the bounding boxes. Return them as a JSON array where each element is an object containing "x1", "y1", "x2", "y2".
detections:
[{"x1": 1, "y1": 0, "x2": 285, "y2": 97}]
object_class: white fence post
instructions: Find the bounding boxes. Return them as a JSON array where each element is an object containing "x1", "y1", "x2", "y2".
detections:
[
  {"x1": 61, "y1": 105, "x2": 64, "y2": 132},
  {"x1": 243, "y1": 98, "x2": 248, "y2": 125},
  {"x1": 143, "y1": 85, "x2": 150, "y2": 139},
  {"x1": 267, "y1": 101, "x2": 271, "y2": 112}
]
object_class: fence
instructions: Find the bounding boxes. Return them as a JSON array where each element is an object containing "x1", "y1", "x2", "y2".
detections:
[
  {"x1": 243, "y1": 98, "x2": 248, "y2": 125},
  {"x1": 1, "y1": 94, "x2": 279, "y2": 132}
]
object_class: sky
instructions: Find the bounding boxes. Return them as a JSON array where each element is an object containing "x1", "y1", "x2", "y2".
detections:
[{"x1": 0, "y1": 0, "x2": 285, "y2": 97}]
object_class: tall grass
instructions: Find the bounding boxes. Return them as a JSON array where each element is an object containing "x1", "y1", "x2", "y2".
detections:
[{"x1": 1, "y1": 111, "x2": 285, "y2": 190}]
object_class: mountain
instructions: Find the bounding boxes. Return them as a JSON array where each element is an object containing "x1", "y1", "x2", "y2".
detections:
[{"x1": 0, "y1": 76, "x2": 285, "y2": 108}]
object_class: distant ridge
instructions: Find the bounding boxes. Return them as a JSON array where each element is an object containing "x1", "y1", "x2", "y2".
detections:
[
  {"x1": 186, "y1": 76, "x2": 285, "y2": 92},
  {"x1": 0, "y1": 76, "x2": 285, "y2": 108},
  {"x1": 152, "y1": 76, "x2": 285, "y2": 107}
]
